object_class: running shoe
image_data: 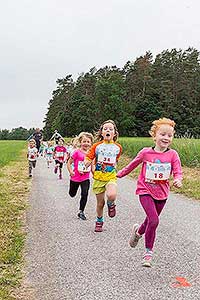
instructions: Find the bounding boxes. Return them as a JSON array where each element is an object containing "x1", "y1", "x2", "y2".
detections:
[
  {"x1": 78, "y1": 211, "x2": 86, "y2": 220},
  {"x1": 142, "y1": 249, "x2": 153, "y2": 267},
  {"x1": 95, "y1": 221, "x2": 104, "y2": 232},
  {"x1": 54, "y1": 166, "x2": 58, "y2": 174},
  {"x1": 129, "y1": 224, "x2": 142, "y2": 248},
  {"x1": 59, "y1": 174, "x2": 62, "y2": 179}
]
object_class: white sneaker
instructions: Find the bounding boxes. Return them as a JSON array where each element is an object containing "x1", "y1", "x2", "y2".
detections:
[
  {"x1": 129, "y1": 223, "x2": 142, "y2": 248},
  {"x1": 142, "y1": 250, "x2": 153, "y2": 267}
]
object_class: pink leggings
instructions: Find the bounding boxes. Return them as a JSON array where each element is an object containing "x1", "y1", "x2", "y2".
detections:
[{"x1": 137, "y1": 194, "x2": 166, "y2": 251}]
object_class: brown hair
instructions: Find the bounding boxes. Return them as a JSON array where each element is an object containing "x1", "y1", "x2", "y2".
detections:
[
  {"x1": 95, "y1": 120, "x2": 119, "y2": 142},
  {"x1": 149, "y1": 117, "x2": 176, "y2": 138}
]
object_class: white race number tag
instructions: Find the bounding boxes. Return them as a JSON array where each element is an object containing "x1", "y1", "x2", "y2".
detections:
[
  {"x1": 57, "y1": 152, "x2": 64, "y2": 157},
  {"x1": 78, "y1": 161, "x2": 91, "y2": 173},
  {"x1": 97, "y1": 151, "x2": 116, "y2": 164},
  {"x1": 145, "y1": 162, "x2": 171, "y2": 182}
]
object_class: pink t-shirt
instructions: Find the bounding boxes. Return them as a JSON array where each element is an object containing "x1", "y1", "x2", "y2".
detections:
[
  {"x1": 70, "y1": 149, "x2": 91, "y2": 182},
  {"x1": 54, "y1": 145, "x2": 66, "y2": 162},
  {"x1": 117, "y1": 147, "x2": 182, "y2": 200}
]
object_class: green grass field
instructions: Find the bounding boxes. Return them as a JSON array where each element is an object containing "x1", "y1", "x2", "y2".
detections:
[{"x1": 0, "y1": 141, "x2": 26, "y2": 168}]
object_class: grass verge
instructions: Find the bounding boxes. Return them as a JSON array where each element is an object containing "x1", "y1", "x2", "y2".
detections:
[{"x1": 0, "y1": 149, "x2": 30, "y2": 300}]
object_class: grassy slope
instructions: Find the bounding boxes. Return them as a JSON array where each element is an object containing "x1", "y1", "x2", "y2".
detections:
[{"x1": 0, "y1": 141, "x2": 30, "y2": 299}]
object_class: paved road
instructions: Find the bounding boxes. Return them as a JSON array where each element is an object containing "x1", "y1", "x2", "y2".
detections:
[{"x1": 23, "y1": 158, "x2": 200, "y2": 300}]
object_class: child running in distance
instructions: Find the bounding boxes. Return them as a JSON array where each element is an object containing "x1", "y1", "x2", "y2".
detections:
[
  {"x1": 84, "y1": 120, "x2": 122, "y2": 232},
  {"x1": 27, "y1": 139, "x2": 38, "y2": 177},
  {"x1": 44, "y1": 141, "x2": 54, "y2": 168},
  {"x1": 66, "y1": 137, "x2": 79, "y2": 162},
  {"x1": 117, "y1": 118, "x2": 182, "y2": 267},
  {"x1": 67, "y1": 132, "x2": 94, "y2": 220},
  {"x1": 53, "y1": 137, "x2": 67, "y2": 179},
  {"x1": 39, "y1": 141, "x2": 45, "y2": 156}
]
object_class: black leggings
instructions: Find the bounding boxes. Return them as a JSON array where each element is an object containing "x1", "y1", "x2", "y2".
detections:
[{"x1": 69, "y1": 179, "x2": 90, "y2": 212}]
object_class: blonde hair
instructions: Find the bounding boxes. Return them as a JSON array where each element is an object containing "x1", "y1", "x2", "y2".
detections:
[
  {"x1": 47, "y1": 140, "x2": 53, "y2": 146},
  {"x1": 78, "y1": 132, "x2": 94, "y2": 143},
  {"x1": 96, "y1": 120, "x2": 119, "y2": 142},
  {"x1": 29, "y1": 139, "x2": 36, "y2": 144},
  {"x1": 71, "y1": 132, "x2": 94, "y2": 148},
  {"x1": 149, "y1": 117, "x2": 176, "y2": 138}
]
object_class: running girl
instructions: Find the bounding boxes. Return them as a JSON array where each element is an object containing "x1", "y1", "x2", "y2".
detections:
[
  {"x1": 67, "y1": 132, "x2": 94, "y2": 220},
  {"x1": 117, "y1": 117, "x2": 182, "y2": 267},
  {"x1": 53, "y1": 137, "x2": 67, "y2": 179},
  {"x1": 27, "y1": 139, "x2": 38, "y2": 177},
  {"x1": 44, "y1": 141, "x2": 54, "y2": 168},
  {"x1": 84, "y1": 120, "x2": 122, "y2": 232}
]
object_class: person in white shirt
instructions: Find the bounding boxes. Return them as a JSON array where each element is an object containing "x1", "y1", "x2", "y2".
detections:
[{"x1": 27, "y1": 139, "x2": 38, "y2": 177}]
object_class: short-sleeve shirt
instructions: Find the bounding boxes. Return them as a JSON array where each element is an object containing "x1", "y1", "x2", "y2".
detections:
[
  {"x1": 70, "y1": 149, "x2": 91, "y2": 182},
  {"x1": 28, "y1": 147, "x2": 38, "y2": 161},
  {"x1": 54, "y1": 145, "x2": 66, "y2": 162},
  {"x1": 86, "y1": 140, "x2": 122, "y2": 181}
]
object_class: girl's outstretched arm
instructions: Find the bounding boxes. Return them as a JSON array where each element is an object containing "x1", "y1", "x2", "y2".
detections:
[
  {"x1": 117, "y1": 150, "x2": 144, "y2": 178},
  {"x1": 172, "y1": 151, "x2": 183, "y2": 188}
]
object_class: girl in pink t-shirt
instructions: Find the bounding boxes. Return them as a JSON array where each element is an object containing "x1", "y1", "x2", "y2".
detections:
[
  {"x1": 117, "y1": 118, "x2": 182, "y2": 267},
  {"x1": 53, "y1": 137, "x2": 67, "y2": 179},
  {"x1": 67, "y1": 132, "x2": 94, "y2": 220}
]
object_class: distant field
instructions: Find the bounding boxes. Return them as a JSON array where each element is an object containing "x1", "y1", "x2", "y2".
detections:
[
  {"x1": 0, "y1": 141, "x2": 26, "y2": 167},
  {"x1": 119, "y1": 137, "x2": 200, "y2": 167}
]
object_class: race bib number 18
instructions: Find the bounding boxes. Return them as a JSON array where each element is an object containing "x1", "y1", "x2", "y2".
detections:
[{"x1": 145, "y1": 162, "x2": 171, "y2": 182}]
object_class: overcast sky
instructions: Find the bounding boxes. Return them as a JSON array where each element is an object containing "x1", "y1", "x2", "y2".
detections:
[{"x1": 0, "y1": 0, "x2": 199, "y2": 130}]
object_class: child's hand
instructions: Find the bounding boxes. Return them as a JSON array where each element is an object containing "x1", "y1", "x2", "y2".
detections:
[
  {"x1": 116, "y1": 171, "x2": 122, "y2": 178},
  {"x1": 173, "y1": 179, "x2": 182, "y2": 188},
  {"x1": 70, "y1": 171, "x2": 75, "y2": 177}
]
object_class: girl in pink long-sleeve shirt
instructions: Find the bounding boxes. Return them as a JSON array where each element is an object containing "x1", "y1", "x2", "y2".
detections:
[{"x1": 117, "y1": 118, "x2": 182, "y2": 267}]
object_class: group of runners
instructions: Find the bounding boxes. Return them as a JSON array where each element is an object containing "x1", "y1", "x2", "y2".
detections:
[{"x1": 27, "y1": 118, "x2": 182, "y2": 267}]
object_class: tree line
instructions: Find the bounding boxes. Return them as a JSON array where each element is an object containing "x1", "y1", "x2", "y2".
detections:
[
  {"x1": 0, "y1": 127, "x2": 34, "y2": 140},
  {"x1": 43, "y1": 48, "x2": 200, "y2": 139}
]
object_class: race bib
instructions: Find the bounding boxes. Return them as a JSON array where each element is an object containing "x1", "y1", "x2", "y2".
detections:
[
  {"x1": 145, "y1": 162, "x2": 171, "y2": 182},
  {"x1": 56, "y1": 151, "x2": 64, "y2": 157},
  {"x1": 47, "y1": 150, "x2": 53, "y2": 155},
  {"x1": 78, "y1": 161, "x2": 91, "y2": 173},
  {"x1": 97, "y1": 151, "x2": 116, "y2": 164}
]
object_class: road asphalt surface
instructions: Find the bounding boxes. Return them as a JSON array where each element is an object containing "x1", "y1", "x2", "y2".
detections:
[{"x1": 23, "y1": 157, "x2": 200, "y2": 300}]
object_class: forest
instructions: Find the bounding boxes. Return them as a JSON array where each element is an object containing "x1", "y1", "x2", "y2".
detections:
[{"x1": 43, "y1": 48, "x2": 200, "y2": 139}]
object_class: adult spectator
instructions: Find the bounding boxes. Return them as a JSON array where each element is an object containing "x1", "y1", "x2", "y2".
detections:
[{"x1": 33, "y1": 128, "x2": 43, "y2": 151}]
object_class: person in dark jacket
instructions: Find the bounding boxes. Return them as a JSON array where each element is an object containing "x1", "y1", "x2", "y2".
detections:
[{"x1": 33, "y1": 128, "x2": 43, "y2": 151}]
